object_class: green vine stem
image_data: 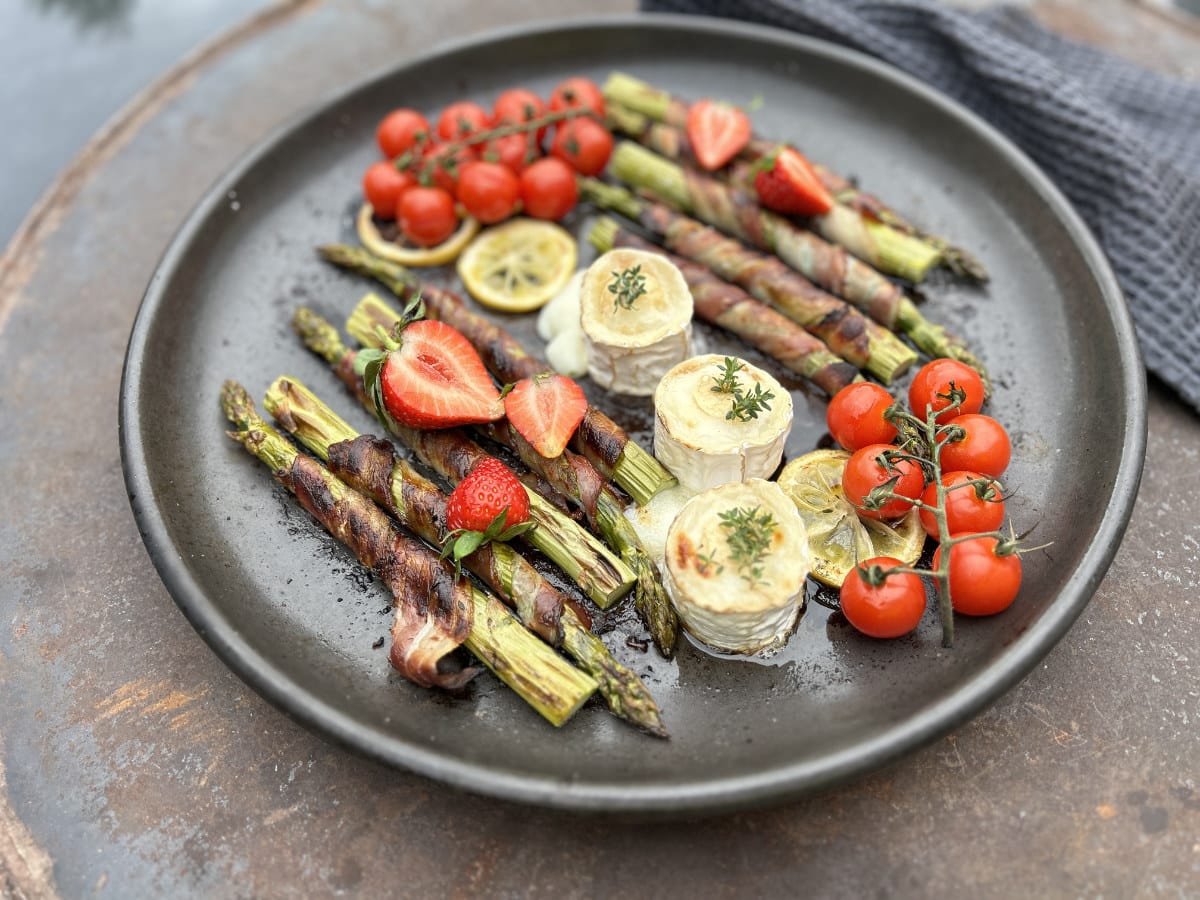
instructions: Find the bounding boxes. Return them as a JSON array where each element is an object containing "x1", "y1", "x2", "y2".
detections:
[{"x1": 391, "y1": 106, "x2": 596, "y2": 182}]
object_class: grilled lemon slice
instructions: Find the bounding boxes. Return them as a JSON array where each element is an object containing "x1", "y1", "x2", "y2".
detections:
[
  {"x1": 356, "y1": 203, "x2": 479, "y2": 268},
  {"x1": 777, "y1": 449, "x2": 924, "y2": 587},
  {"x1": 456, "y1": 219, "x2": 577, "y2": 312}
]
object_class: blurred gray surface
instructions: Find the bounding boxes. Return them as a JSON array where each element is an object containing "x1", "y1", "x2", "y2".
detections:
[
  {"x1": 0, "y1": 1, "x2": 1197, "y2": 897},
  {"x1": 0, "y1": 0, "x2": 274, "y2": 246}
]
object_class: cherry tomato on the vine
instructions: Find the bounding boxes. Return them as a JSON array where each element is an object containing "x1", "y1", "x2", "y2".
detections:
[
  {"x1": 826, "y1": 382, "x2": 898, "y2": 451},
  {"x1": 548, "y1": 77, "x2": 605, "y2": 118},
  {"x1": 436, "y1": 101, "x2": 492, "y2": 143},
  {"x1": 518, "y1": 157, "x2": 578, "y2": 221},
  {"x1": 362, "y1": 161, "x2": 415, "y2": 220},
  {"x1": 842, "y1": 443, "x2": 924, "y2": 521},
  {"x1": 493, "y1": 88, "x2": 548, "y2": 143},
  {"x1": 457, "y1": 161, "x2": 520, "y2": 224},
  {"x1": 549, "y1": 117, "x2": 614, "y2": 176},
  {"x1": 840, "y1": 556, "x2": 926, "y2": 639},
  {"x1": 376, "y1": 108, "x2": 431, "y2": 159},
  {"x1": 933, "y1": 536, "x2": 1022, "y2": 616},
  {"x1": 481, "y1": 133, "x2": 537, "y2": 174},
  {"x1": 918, "y1": 470, "x2": 1005, "y2": 539},
  {"x1": 937, "y1": 413, "x2": 1011, "y2": 478},
  {"x1": 908, "y1": 358, "x2": 986, "y2": 423},
  {"x1": 397, "y1": 186, "x2": 458, "y2": 247},
  {"x1": 420, "y1": 143, "x2": 476, "y2": 197}
]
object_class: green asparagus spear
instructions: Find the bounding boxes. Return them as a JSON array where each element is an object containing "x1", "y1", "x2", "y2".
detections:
[
  {"x1": 605, "y1": 99, "x2": 941, "y2": 283},
  {"x1": 220, "y1": 380, "x2": 596, "y2": 726},
  {"x1": 264, "y1": 376, "x2": 666, "y2": 736},
  {"x1": 582, "y1": 174, "x2": 917, "y2": 384},
  {"x1": 589, "y1": 216, "x2": 861, "y2": 396},
  {"x1": 317, "y1": 243, "x2": 677, "y2": 506},
  {"x1": 342, "y1": 293, "x2": 679, "y2": 658},
  {"x1": 601, "y1": 71, "x2": 987, "y2": 281},
  {"x1": 291, "y1": 306, "x2": 635, "y2": 609}
]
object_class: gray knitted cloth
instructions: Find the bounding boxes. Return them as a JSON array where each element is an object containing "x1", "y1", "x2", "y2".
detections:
[{"x1": 642, "y1": 0, "x2": 1200, "y2": 412}]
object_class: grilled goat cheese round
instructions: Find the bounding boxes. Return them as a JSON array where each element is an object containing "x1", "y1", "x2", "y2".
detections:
[
  {"x1": 654, "y1": 354, "x2": 792, "y2": 491},
  {"x1": 664, "y1": 479, "x2": 810, "y2": 654},
  {"x1": 579, "y1": 248, "x2": 692, "y2": 395}
]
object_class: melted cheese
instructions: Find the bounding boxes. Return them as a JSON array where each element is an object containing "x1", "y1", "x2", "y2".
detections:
[
  {"x1": 664, "y1": 479, "x2": 809, "y2": 654},
  {"x1": 579, "y1": 249, "x2": 693, "y2": 395},
  {"x1": 654, "y1": 354, "x2": 792, "y2": 491}
]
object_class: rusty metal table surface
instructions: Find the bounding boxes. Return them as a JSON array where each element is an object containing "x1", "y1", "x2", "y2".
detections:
[{"x1": 1, "y1": 1, "x2": 1197, "y2": 896}]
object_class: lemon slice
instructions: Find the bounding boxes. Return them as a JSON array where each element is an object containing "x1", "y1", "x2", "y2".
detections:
[
  {"x1": 777, "y1": 449, "x2": 924, "y2": 587},
  {"x1": 456, "y1": 218, "x2": 577, "y2": 313},
  {"x1": 356, "y1": 203, "x2": 480, "y2": 268}
]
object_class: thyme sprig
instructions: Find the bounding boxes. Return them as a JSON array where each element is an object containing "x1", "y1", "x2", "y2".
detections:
[
  {"x1": 718, "y1": 505, "x2": 776, "y2": 588},
  {"x1": 710, "y1": 357, "x2": 744, "y2": 394},
  {"x1": 727, "y1": 382, "x2": 775, "y2": 422},
  {"x1": 608, "y1": 264, "x2": 648, "y2": 311},
  {"x1": 710, "y1": 356, "x2": 775, "y2": 422}
]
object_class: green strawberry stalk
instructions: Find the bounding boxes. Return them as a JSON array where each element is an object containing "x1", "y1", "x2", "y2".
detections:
[
  {"x1": 317, "y1": 243, "x2": 677, "y2": 506},
  {"x1": 589, "y1": 216, "x2": 861, "y2": 397},
  {"x1": 604, "y1": 101, "x2": 941, "y2": 283},
  {"x1": 601, "y1": 72, "x2": 987, "y2": 281},
  {"x1": 581, "y1": 176, "x2": 917, "y2": 385},
  {"x1": 291, "y1": 307, "x2": 635, "y2": 609},
  {"x1": 264, "y1": 376, "x2": 667, "y2": 737},
  {"x1": 600, "y1": 145, "x2": 988, "y2": 384},
  {"x1": 220, "y1": 380, "x2": 596, "y2": 726}
]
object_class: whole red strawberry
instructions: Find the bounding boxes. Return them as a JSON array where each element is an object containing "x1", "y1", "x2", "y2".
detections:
[{"x1": 442, "y1": 459, "x2": 534, "y2": 572}]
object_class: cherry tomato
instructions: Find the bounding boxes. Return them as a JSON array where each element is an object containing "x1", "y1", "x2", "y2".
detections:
[
  {"x1": 518, "y1": 157, "x2": 578, "y2": 221},
  {"x1": 826, "y1": 382, "x2": 898, "y2": 451},
  {"x1": 397, "y1": 186, "x2": 458, "y2": 247},
  {"x1": 420, "y1": 143, "x2": 476, "y2": 197},
  {"x1": 842, "y1": 443, "x2": 924, "y2": 520},
  {"x1": 376, "y1": 108, "x2": 431, "y2": 159},
  {"x1": 481, "y1": 133, "x2": 537, "y2": 174},
  {"x1": 457, "y1": 161, "x2": 520, "y2": 224},
  {"x1": 937, "y1": 413, "x2": 1011, "y2": 478},
  {"x1": 362, "y1": 161, "x2": 415, "y2": 220},
  {"x1": 548, "y1": 77, "x2": 605, "y2": 118},
  {"x1": 840, "y1": 556, "x2": 926, "y2": 639},
  {"x1": 918, "y1": 470, "x2": 1005, "y2": 539},
  {"x1": 933, "y1": 536, "x2": 1022, "y2": 616},
  {"x1": 436, "y1": 101, "x2": 491, "y2": 143},
  {"x1": 908, "y1": 358, "x2": 985, "y2": 423},
  {"x1": 549, "y1": 117, "x2": 614, "y2": 176},
  {"x1": 493, "y1": 88, "x2": 547, "y2": 143}
]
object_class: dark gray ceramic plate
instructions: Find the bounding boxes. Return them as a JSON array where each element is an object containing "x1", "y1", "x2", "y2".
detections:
[{"x1": 120, "y1": 15, "x2": 1146, "y2": 814}]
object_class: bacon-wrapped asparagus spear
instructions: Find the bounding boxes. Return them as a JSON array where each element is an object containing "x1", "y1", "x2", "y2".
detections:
[
  {"x1": 220, "y1": 380, "x2": 596, "y2": 726},
  {"x1": 600, "y1": 146, "x2": 986, "y2": 383},
  {"x1": 602, "y1": 71, "x2": 987, "y2": 281},
  {"x1": 317, "y1": 243, "x2": 677, "y2": 506},
  {"x1": 604, "y1": 101, "x2": 941, "y2": 284},
  {"x1": 340, "y1": 296, "x2": 678, "y2": 657},
  {"x1": 292, "y1": 307, "x2": 635, "y2": 610},
  {"x1": 580, "y1": 178, "x2": 916, "y2": 384},
  {"x1": 589, "y1": 216, "x2": 861, "y2": 397},
  {"x1": 264, "y1": 376, "x2": 666, "y2": 735}
]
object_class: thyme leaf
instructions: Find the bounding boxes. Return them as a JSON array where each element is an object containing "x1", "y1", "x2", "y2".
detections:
[
  {"x1": 727, "y1": 382, "x2": 775, "y2": 422},
  {"x1": 710, "y1": 356, "x2": 744, "y2": 394},
  {"x1": 608, "y1": 264, "x2": 648, "y2": 311},
  {"x1": 717, "y1": 505, "x2": 777, "y2": 588}
]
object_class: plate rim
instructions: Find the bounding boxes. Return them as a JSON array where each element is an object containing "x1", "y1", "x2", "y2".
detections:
[{"x1": 119, "y1": 11, "x2": 1148, "y2": 814}]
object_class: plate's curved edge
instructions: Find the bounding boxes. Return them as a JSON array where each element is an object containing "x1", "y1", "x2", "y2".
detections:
[{"x1": 119, "y1": 12, "x2": 1148, "y2": 815}]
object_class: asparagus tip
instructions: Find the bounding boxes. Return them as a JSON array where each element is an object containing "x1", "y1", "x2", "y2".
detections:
[
  {"x1": 220, "y1": 379, "x2": 257, "y2": 429},
  {"x1": 292, "y1": 307, "x2": 347, "y2": 364}
]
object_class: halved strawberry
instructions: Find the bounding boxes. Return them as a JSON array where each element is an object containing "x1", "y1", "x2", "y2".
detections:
[
  {"x1": 753, "y1": 147, "x2": 835, "y2": 217},
  {"x1": 686, "y1": 99, "x2": 751, "y2": 171},
  {"x1": 375, "y1": 319, "x2": 504, "y2": 429},
  {"x1": 503, "y1": 373, "x2": 588, "y2": 459}
]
